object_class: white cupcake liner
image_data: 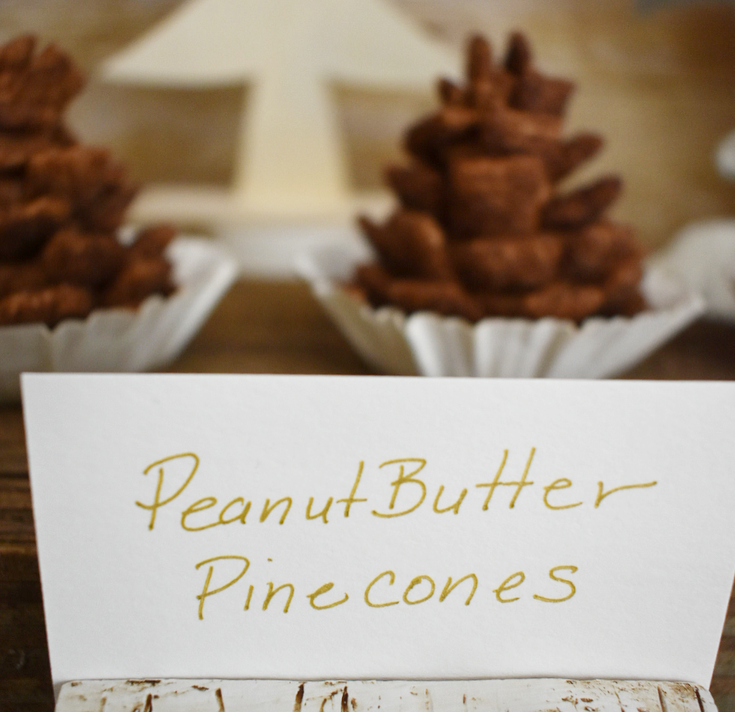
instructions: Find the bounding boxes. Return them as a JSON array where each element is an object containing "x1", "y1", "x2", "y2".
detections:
[
  {"x1": 298, "y1": 244, "x2": 705, "y2": 378},
  {"x1": 649, "y1": 219, "x2": 735, "y2": 322},
  {"x1": 0, "y1": 236, "x2": 238, "y2": 402}
]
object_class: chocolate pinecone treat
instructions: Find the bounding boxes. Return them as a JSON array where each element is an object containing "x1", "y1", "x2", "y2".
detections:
[
  {"x1": 354, "y1": 33, "x2": 645, "y2": 323},
  {"x1": 0, "y1": 35, "x2": 175, "y2": 328}
]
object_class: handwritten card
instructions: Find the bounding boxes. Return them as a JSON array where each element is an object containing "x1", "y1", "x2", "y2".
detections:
[{"x1": 21, "y1": 375, "x2": 735, "y2": 689}]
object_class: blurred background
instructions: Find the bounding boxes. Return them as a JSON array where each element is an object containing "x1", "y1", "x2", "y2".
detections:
[{"x1": 1, "y1": 0, "x2": 734, "y2": 250}]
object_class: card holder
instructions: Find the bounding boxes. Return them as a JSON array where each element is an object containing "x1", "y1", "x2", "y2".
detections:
[{"x1": 54, "y1": 678, "x2": 716, "y2": 712}]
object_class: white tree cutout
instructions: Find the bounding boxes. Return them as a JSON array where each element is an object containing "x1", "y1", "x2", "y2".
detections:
[{"x1": 101, "y1": 0, "x2": 459, "y2": 222}]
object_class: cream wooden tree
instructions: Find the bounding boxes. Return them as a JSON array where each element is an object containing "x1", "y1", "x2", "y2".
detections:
[{"x1": 101, "y1": 0, "x2": 458, "y2": 224}]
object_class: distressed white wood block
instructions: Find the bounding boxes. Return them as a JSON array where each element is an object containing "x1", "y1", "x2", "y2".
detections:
[{"x1": 54, "y1": 679, "x2": 717, "y2": 712}]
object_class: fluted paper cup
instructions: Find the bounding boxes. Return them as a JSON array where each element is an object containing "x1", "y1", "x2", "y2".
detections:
[
  {"x1": 0, "y1": 236, "x2": 238, "y2": 401},
  {"x1": 650, "y1": 219, "x2": 735, "y2": 321},
  {"x1": 298, "y1": 244, "x2": 705, "y2": 378}
]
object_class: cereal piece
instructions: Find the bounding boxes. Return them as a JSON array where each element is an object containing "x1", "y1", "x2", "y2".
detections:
[
  {"x1": 0, "y1": 177, "x2": 23, "y2": 206},
  {"x1": 478, "y1": 282, "x2": 606, "y2": 321},
  {"x1": 353, "y1": 263, "x2": 484, "y2": 322},
  {"x1": 466, "y1": 79, "x2": 498, "y2": 112},
  {"x1": 41, "y1": 228, "x2": 126, "y2": 288},
  {"x1": 437, "y1": 78, "x2": 464, "y2": 106},
  {"x1": 129, "y1": 224, "x2": 177, "y2": 259},
  {"x1": 542, "y1": 133, "x2": 603, "y2": 182},
  {"x1": 448, "y1": 155, "x2": 550, "y2": 238},
  {"x1": 354, "y1": 263, "x2": 393, "y2": 307},
  {"x1": 504, "y1": 32, "x2": 533, "y2": 75},
  {"x1": 464, "y1": 36, "x2": 514, "y2": 109},
  {"x1": 81, "y1": 184, "x2": 138, "y2": 232},
  {"x1": 340, "y1": 280, "x2": 368, "y2": 304},
  {"x1": 101, "y1": 256, "x2": 174, "y2": 308},
  {"x1": 386, "y1": 279, "x2": 483, "y2": 321},
  {"x1": 479, "y1": 103, "x2": 562, "y2": 155},
  {"x1": 599, "y1": 258, "x2": 644, "y2": 314},
  {"x1": 0, "y1": 124, "x2": 75, "y2": 170},
  {"x1": 0, "y1": 196, "x2": 70, "y2": 259},
  {"x1": 509, "y1": 72, "x2": 575, "y2": 115},
  {"x1": 468, "y1": 72, "x2": 516, "y2": 110},
  {"x1": 564, "y1": 221, "x2": 642, "y2": 281},
  {"x1": 467, "y1": 35, "x2": 493, "y2": 82},
  {"x1": 385, "y1": 162, "x2": 444, "y2": 218},
  {"x1": 474, "y1": 291, "x2": 528, "y2": 318},
  {"x1": 26, "y1": 146, "x2": 137, "y2": 232},
  {"x1": 0, "y1": 37, "x2": 84, "y2": 129},
  {"x1": 542, "y1": 176, "x2": 622, "y2": 229},
  {"x1": 0, "y1": 35, "x2": 35, "y2": 72},
  {"x1": 0, "y1": 283, "x2": 93, "y2": 327},
  {"x1": 358, "y1": 210, "x2": 453, "y2": 280},
  {"x1": 441, "y1": 142, "x2": 490, "y2": 166},
  {"x1": 26, "y1": 145, "x2": 125, "y2": 203},
  {"x1": 450, "y1": 233, "x2": 564, "y2": 290},
  {"x1": 601, "y1": 288, "x2": 646, "y2": 317},
  {"x1": 405, "y1": 106, "x2": 479, "y2": 167},
  {"x1": 0, "y1": 259, "x2": 46, "y2": 299},
  {"x1": 521, "y1": 281, "x2": 606, "y2": 320}
]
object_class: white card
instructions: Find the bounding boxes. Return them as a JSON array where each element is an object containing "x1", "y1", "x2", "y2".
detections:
[{"x1": 22, "y1": 374, "x2": 735, "y2": 689}]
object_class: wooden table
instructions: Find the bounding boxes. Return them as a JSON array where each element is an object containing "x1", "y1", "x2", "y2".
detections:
[{"x1": 2, "y1": 279, "x2": 735, "y2": 712}]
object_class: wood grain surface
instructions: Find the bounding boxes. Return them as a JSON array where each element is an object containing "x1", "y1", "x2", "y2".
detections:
[{"x1": 1, "y1": 279, "x2": 735, "y2": 711}]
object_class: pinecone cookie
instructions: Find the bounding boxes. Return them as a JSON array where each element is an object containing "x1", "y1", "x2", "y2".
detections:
[
  {"x1": 0, "y1": 35, "x2": 175, "y2": 328},
  {"x1": 353, "y1": 33, "x2": 646, "y2": 323},
  {"x1": 300, "y1": 30, "x2": 702, "y2": 378}
]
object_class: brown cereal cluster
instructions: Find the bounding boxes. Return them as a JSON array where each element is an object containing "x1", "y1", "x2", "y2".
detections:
[
  {"x1": 353, "y1": 33, "x2": 646, "y2": 322},
  {"x1": 0, "y1": 35, "x2": 175, "y2": 328}
]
